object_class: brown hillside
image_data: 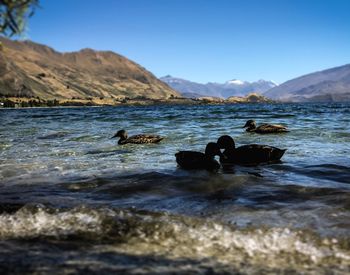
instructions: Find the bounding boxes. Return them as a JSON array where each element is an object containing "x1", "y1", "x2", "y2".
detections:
[
  {"x1": 0, "y1": 38, "x2": 179, "y2": 100},
  {"x1": 226, "y1": 93, "x2": 273, "y2": 103}
]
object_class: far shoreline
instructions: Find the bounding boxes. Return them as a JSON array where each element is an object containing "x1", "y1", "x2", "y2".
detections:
[
  {"x1": 0, "y1": 100, "x2": 346, "y2": 111},
  {"x1": 0, "y1": 93, "x2": 276, "y2": 109}
]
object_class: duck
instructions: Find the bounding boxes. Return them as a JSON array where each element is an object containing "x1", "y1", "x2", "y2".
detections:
[
  {"x1": 175, "y1": 142, "x2": 224, "y2": 170},
  {"x1": 217, "y1": 135, "x2": 286, "y2": 166},
  {"x1": 111, "y1": 129, "x2": 164, "y2": 145},
  {"x1": 243, "y1": 120, "x2": 288, "y2": 134}
]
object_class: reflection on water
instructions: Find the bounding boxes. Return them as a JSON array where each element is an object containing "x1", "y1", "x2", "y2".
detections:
[{"x1": 0, "y1": 103, "x2": 350, "y2": 273}]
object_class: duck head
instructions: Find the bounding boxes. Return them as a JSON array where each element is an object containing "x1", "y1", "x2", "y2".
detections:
[
  {"x1": 205, "y1": 142, "x2": 224, "y2": 158},
  {"x1": 243, "y1": 120, "x2": 256, "y2": 130},
  {"x1": 111, "y1": 129, "x2": 128, "y2": 140},
  {"x1": 217, "y1": 135, "x2": 235, "y2": 150}
]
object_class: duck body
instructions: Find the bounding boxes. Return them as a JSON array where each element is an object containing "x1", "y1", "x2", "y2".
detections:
[
  {"x1": 244, "y1": 120, "x2": 288, "y2": 134},
  {"x1": 112, "y1": 130, "x2": 163, "y2": 145},
  {"x1": 175, "y1": 142, "x2": 222, "y2": 171},
  {"x1": 118, "y1": 134, "x2": 163, "y2": 145},
  {"x1": 222, "y1": 144, "x2": 286, "y2": 166},
  {"x1": 175, "y1": 151, "x2": 220, "y2": 170},
  {"x1": 217, "y1": 135, "x2": 286, "y2": 166}
]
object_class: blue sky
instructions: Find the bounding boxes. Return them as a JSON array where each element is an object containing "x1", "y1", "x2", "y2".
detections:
[{"x1": 24, "y1": 0, "x2": 350, "y2": 84}]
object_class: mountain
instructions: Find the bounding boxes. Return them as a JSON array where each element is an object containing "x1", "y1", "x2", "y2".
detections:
[
  {"x1": 264, "y1": 64, "x2": 350, "y2": 102},
  {"x1": 160, "y1": 75, "x2": 277, "y2": 98},
  {"x1": 0, "y1": 37, "x2": 179, "y2": 100}
]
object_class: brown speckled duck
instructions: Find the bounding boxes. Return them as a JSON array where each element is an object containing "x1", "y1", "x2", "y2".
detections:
[
  {"x1": 175, "y1": 142, "x2": 223, "y2": 171},
  {"x1": 243, "y1": 120, "x2": 289, "y2": 134},
  {"x1": 111, "y1": 129, "x2": 163, "y2": 145},
  {"x1": 217, "y1": 135, "x2": 286, "y2": 166}
]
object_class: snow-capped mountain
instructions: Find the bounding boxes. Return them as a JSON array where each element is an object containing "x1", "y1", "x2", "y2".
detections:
[
  {"x1": 160, "y1": 75, "x2": 278, "y2": 98},
  {"x1": 226, "y1": 79, "x2": 247, "y2": 85}
]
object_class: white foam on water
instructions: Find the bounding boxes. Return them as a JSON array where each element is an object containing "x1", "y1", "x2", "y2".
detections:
[
  {"x1": 0, "y1": 205, "x2": 108, "y2": 239},
  {"x1": 1, "y1": 205, "x2": 348, "y2": 270}
]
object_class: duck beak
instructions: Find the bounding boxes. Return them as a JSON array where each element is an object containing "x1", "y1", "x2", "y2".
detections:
[{"x1": 111, "y1": 134, "x2": 117, "y2": 139}]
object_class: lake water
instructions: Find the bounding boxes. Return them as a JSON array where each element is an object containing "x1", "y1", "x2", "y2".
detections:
[{"x1": 0, "y1": 103, "x2": 350, "y2": 273}]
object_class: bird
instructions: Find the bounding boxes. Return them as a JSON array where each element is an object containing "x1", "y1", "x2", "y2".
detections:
[
  {"x1": 217, "y1": 135, "x2": 286, "y2": 166},
  {"x1": 243, "y1": 120, "x2": 288, "y2": 134},
  {"x1": 175, "y1": 142, "x2": 224, "y2": 170},
  {"x1": 111, "y1": 129, "x2": 163, "y2": 145}
]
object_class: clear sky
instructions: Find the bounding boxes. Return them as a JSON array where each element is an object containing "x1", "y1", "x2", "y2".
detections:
[{"x1": 23, "y1": 0, "x2": 350, "y2": 84}]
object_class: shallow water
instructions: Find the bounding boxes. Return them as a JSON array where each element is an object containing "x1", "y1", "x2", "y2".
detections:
[{"x1": 0, "y1": 103, "x2": 350, "y2": 274}]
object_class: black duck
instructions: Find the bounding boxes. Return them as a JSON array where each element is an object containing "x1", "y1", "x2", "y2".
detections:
[
  {"x1": 175, "y1": 142, "x2": 223, "y2": 170},
  {"x1": 217, "y1": 135, "x2": 286, "y2": 166}
]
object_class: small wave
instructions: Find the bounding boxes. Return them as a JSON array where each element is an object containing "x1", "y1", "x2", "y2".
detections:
[
  {"x1": 38, "y1": 132, "x2": 69, "y2": 140},
  {"x1": 268, "y1": 114, "x2": 295, "y2": 118},
  {"x1": 28, "y1": 114, "x2": 66, "y2": 119},
  {"x1": 85, "y1": 148, "x2": 131, "y2": 156},
  {"x1": 0, "y1": 204, "x2": 349, "y2": 270},
  {"x1": 0, "y1": 143, "x2": 11, "y2": 150},
  {"x1": 0, "y1": 204, "x2": 108, "y2": 240},
  {"x1": 303, "y1": 164, "x2": 350, "y2": 184},
  {"x1": 160, "y1": 115, "x2": 182, "y2": 120},
  {"x1": 332, "y1": 132, "x2": 350, "y2": 138},
  {"x1": 271, "y1": 163, "x2": 350, "y2": 184},
  {"x1": 69, "y1": 135, "x2": 101, "y2": 142}
]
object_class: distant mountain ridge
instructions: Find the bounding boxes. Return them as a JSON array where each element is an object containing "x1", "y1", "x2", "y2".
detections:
[
  {"x1": 3, "y1": 38, "x2": 348, "y2": 103},
  {"x1": 264, "y1": 64, "x2": 350, "y2": 102},
  {"x1": 160, "y1": 75, "x2": 277, "y2": 98},
  {"x1": 0, "y1": 37, "x2": 180, "y2": 100}
]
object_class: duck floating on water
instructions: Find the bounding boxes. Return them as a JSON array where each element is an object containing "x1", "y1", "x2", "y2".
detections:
[
  {"x1": 243, "y1": 120, "x2": 289, "y2": 134},
  {"x1": 175, "y1": 142, "x2": 223, "y2": 170},
  {"x1": 217, "y1": 135, "x2": 286, "y2": 166},
  {"x1": 111, "y1": 129, "x2": 164, "y2": 145}
]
